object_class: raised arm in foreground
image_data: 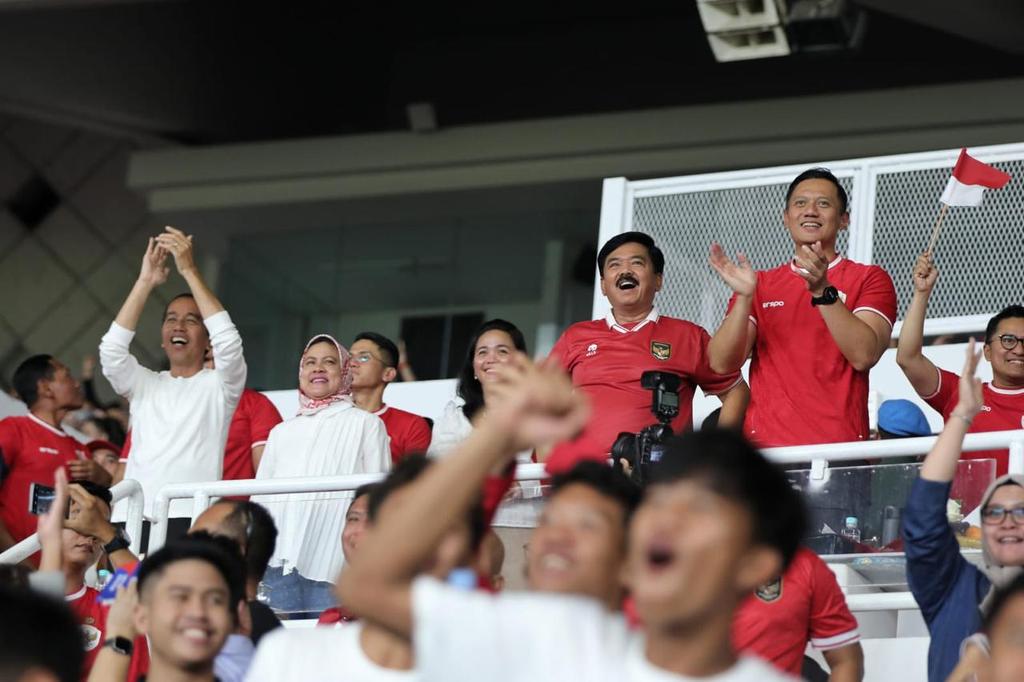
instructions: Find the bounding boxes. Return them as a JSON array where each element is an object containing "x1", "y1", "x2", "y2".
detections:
[{"x1": 338, "y1": 356, "x2": 589, "y2": 637}]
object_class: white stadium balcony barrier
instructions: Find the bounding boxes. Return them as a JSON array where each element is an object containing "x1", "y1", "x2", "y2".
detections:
[
  {"x1": 140, "y1": 430, "x2": 1023, "y2": 613},
  {"x1": 0, "y1": 478, "x2": 145, "y2": 565}
]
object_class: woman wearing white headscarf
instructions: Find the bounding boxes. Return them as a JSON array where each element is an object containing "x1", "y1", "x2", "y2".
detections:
[
  {"x1": 904, "y1": 341, "x2": 1024, "y2": 682},
  {"x1": 253, "y1": 334, "x2": 391, "y2": 614}
]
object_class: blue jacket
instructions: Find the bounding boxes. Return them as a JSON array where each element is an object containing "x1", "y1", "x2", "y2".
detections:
[{"x1": 903, "y1": 477, "x2": 990, "y2": 682}]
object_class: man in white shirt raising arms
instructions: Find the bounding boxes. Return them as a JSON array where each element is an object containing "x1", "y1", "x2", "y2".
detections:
[
  {"x1": 339, "y1": 355, "x2": 804, "y2": 682},
  {"x1": 100, "y1": 227, "x2": 247, "y2": 545}
]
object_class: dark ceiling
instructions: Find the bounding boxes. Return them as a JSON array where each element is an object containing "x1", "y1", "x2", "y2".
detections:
[{"x1": 1, "y1": 1, "x2": 1023, "y2": 145}]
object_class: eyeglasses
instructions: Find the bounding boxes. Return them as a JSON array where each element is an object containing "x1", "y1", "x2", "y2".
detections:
[
  {"x1": 996, "y1": 334, "x2": 1024, "y2": 351},
  {"x1": 351, "y1": 352, "x2": 395, "y2": 367},
  {"x1": 981, "y1": 505, "x2": 1024, "y2": 525},
  {"x1": 351, "y1": 352, "x2": 382, "y2": 365}
]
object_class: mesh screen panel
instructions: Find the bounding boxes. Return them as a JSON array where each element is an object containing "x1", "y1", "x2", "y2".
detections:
[
  {"x1": 632, "y1": 178, "x2": 851, "y2": 331},
  {"x1": 871, "y1": 159, "x2": 1024, "y2": 321}
]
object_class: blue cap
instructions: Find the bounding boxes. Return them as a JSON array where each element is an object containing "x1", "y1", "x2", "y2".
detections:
[{"x1": 878, "y1": 399, "x2": 932, "y2": 437}]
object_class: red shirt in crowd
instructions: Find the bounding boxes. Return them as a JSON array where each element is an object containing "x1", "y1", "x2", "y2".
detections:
[
  {"x1": 0, "y1": 414, "x2": 88, "y2": 547},
  {"x1": 733, "y1": 257, "x2": 896, "y2": 447},
  {"x1": 546, "y1": 309, "x2": 741, "y2": 473},
  {"x1": 222, "y1": 389, "x2": 283, "y2": 481},
  {"x1": 922, "y1": 366, "x2": 1024, "y2": 477},
  {"x1": 732, "y1": 547, "x2": 860, "y2": 676},
  {"x1": 66, "y1": 585, "x2": 149, "y2": 681},
  {"x1": 373, "y1": 405, "x2": 432, "y2": 464}
]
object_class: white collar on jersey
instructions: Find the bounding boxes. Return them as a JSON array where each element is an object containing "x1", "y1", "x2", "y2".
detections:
[
  {"x1": 605, "y1": 307, "x2": 660, "y2": 334},
  {"x1": 789, "y1": 254, "x2": 844, "y2": 274},
  {"x1": 988, "y1": 383, "x2": 1024, "y2": 396},
  {"x1": 28, "y1": 412, "x2": 69, "y2": 438}
]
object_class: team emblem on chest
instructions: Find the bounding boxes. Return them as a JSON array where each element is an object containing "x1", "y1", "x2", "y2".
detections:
[
  {"x1": 651, "y1": 341, "x2": 671, "y2": 361},
  {"x1": 755, "y1": 577, "x2": 783, "y2": 603}
]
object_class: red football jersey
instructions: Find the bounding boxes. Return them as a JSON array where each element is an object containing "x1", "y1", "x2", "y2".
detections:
[
  {"x1": 0, "y1": 415, "x2": 88, "y2": 545},
  {"x1": 546, "y1": 311, "x2": 741, "y2": 473},
  {"x1": 923, "y1": 367, "x2": 1024, "y2": 477},
  {"x1": 223, "y1": 389, "x2": 283, "y2": 481},
  {"x1": 733, "y1": 547, "x2": 860, "y2": 675},
  {"x1": 67, "y1": 586, "x2": 106, "y2": 680},
  {"x1": 733, "y1": 257, "x2": 896, "y2": 447},
  {"x1": 375, "y1": 405, "x2": 432, "y2": 464},
  {"x1": 67, "y1": 585, "x2": 149, "y2": 681}
]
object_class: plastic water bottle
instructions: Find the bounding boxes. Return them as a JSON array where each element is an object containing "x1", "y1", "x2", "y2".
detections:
[{"x1": 840, "y1": 516, "x2": 861, "y2": 544}]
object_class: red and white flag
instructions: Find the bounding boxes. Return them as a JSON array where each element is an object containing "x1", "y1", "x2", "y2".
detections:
[{"x1": 939, "y1": 148, "x2": 1011, "y2": 206}]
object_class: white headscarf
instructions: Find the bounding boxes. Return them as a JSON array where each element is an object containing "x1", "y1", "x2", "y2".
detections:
[
  {"x1": 296, "y1": 334, "x2": 352, "y2": 416},
  {"x1": 979, "y1": 474, "x2": 1024, "y2": 613}
]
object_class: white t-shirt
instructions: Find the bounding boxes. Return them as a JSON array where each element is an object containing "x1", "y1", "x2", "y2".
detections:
[
  {"x1": 251, "y1": 401, "x2": 391, "y2": 582},
  {"x1": 412, "y1": 577, "x2": 796, "y2": 682},
  {"x1": 246, "y1": 622, "x2": 418, "y2": 682},
  {"x1": 99, "y1": 311, "x2": 247, "y2": 519}
]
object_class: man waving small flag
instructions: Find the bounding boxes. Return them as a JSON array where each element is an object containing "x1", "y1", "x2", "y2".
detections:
[{"x1": 928, "y1": 148, "x2": 1012, "y2": 251}]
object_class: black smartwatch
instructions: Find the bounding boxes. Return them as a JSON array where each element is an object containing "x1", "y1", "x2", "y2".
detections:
[
  {"x1": 811, "y1": 286, "x2": 840, "y2": 306},
  {"x1": 102, "y1": 527, "x2": 131, "y2": 555},
  {"x1": 102, "y1": 636, "x2": 134, "y2": 656}
]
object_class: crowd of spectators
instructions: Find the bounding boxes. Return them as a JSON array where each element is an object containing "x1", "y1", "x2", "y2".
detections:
[{"x1": 1, "y1": 168, "x2": 1023, "y2": 682}]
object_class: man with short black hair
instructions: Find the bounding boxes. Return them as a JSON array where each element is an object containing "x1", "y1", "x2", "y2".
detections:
[
  {"x1": 349, "y1": 331, "x2": 431, "y2": 463},
  {"x1": 99, "y1": 228, "x2": 246, "y2": 540},
  {"x1": 897, "y1": 249, "x2": 1024, "y2": 475},
  {"x1": 527, "y1": 460, "x2": 641, "y2": 609},
  {"x1": 547, "y1": 231, "x2": 749, "y2": 473},
  {"x1": 0, "y1": 584, "x2": 84, "y2": 682},
  {"x1": 93, "y1": 537, "x2": 246, "y2": 682},
  {"x1": 709, "y1": 167, "x2": 897, "y2": 447},
  {"x1": 340, "y1": 355, "x2": 801, "y2": 682},
  {"x1": 0, "y1": 354, "x2": 108, "y2": 556},
  {"x1": 188, "y1": 500, "x2": 282, "y2": 644}
]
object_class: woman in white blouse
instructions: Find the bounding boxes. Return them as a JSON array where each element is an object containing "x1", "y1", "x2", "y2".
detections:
[
  {"x1": 253, "y1": 334, "x2": 391, "y2": 615},
  {"x1": 427, "y1": 319, "x2": 529, "y2": 458}
]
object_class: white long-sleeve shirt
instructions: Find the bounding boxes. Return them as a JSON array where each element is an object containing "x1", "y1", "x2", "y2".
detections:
[
  {"x1": 99, "y1": 310, "x2": 247, "y2": 519},
  {"x1": 252, "y1": 401, "x2": 391, "y2": 583}
]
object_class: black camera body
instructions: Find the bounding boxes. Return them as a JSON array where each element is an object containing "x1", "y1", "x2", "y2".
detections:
[{"x1": 612, "y1": 371, "x2": 683, "y2": 486}]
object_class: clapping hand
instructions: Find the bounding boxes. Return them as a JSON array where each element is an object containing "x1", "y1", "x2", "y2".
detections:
[
  {"x1": 953, "y1": 339, "x2": 984, "y2": 422},
  {"x1": 708, "y1": 243, "x2": 756, "y2": 297},
  {"x1": 484, "y1": 355, "x2": 590, "y2": 453},
  {"x1": 138, "y1": 237, "x2": 170, "y2": 288},
  {"x1": 155, "y1": 226, "x2": 197, "y2": 275},
  {"x1": 793, "y1": 241, "x2": 831, "y2": 296}
]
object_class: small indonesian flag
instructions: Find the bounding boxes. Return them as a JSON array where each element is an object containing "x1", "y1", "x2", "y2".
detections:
[{"x1": 940, "y1": 148, "x2": 1011, "y2": 206}]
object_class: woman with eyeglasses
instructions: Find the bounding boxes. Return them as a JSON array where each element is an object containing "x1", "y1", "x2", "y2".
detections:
[
  {"x1": 251, "y1": 334, "x2": 391, "y2": 616},
  {"x1": 897, "y1": 250, "x2": 1024, "y2": 476},
  {"x1": 903, "y1": 341, "x2": 1024, "y2": 682}
]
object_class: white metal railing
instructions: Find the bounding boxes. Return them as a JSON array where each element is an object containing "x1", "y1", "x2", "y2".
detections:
[
  {"x1": 145, "y1": 431, "x2": 1024, "y2": 612},
  {"x1": 147, "y1": 463, "x2": 550, "y2": 551},
  {"x1": 0, "y1": 478, "x2": 145, "y2": 565}
]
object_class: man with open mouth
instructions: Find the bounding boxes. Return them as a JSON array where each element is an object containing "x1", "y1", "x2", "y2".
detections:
[
  {"x1": 708, "y1": 167, "x2": 897, "y2": 448},
  {"x1": 897, "y1": 249, "x2": 1024, "y2": 476},
  {"x1": 338, "y1": 355, "x2": 803, "y2": 682},
  {"x1": 546, "y1": 231, "x2": 749, "y2": 473},
  {"x1": 99, "y1": 227, "x2": 247, "y2": 548}
]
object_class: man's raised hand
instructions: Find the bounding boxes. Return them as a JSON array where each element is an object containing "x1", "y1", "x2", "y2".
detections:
[
  {"x1": 484, "y1": 354, "x2": 589, "y2": 453},
  {"x1": 709, "y1": 243, "x2": 756, "y2": 297},
  {"x1": 138, "y1": 237, "x2": 169, "y2": 288},
  {"x1": 912, "y1": 251, "x2": 939, "y2": 294},
  {"x1": 953, "y1": 339, "x2": 984, "y2": 422},
  {"x1": 794, "y1": 241, "x2": 831, "y2": 296},
  {"x1": 155, "y1": 226, "x2": 197, "y2": 275}
]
